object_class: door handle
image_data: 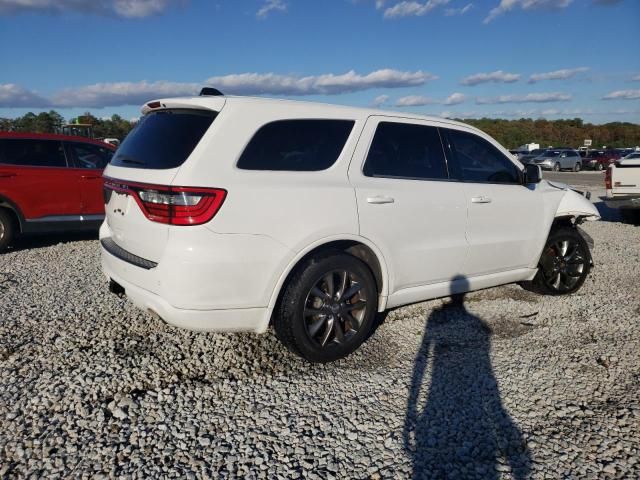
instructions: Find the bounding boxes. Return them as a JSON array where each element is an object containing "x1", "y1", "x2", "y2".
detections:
[
  {"x1": 366, "y1": 196, "x2": 395, "y2": 205},
  {"x1": 471, "y1": 196, "x2": 492, "y2": 204},
  {"x1": 81, "y1": 175, "x2": 101, "y2": 180},
  {"x1": 0, "y1": 173, "x2": 16, "y2": 178}
]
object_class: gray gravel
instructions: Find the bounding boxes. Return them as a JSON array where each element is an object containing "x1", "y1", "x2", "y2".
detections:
[{"x1": 1, "y1": 201, "x2": 639, "y2": 478}]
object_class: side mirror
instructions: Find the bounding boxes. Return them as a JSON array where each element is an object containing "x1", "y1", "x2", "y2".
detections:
[{"x1": 524, "y1": 164, "x2": 542, "y2": 184}]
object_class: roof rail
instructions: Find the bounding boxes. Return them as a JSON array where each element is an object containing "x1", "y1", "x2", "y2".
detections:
[{"x1": 200, "y1": 87, "x2": 224, "y2": 97}]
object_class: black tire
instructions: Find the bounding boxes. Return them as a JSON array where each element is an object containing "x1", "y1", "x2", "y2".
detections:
[
  {"x1": 574, "y1": 162, "x2": 581, "y2": 172},
  {"x1": 520, "y1": 227, "x2": 591, "y2": 296},
  {"x1": 274, "y1": 252, "x2": 378, "y2": 363},
  {"x1": 0, "y1": 209, "x2": 15, "y2": 252},
  {"x1": 596, "y1": 163, "x2": 604, "y2": 171},
  {"x1": 553, "y1": 163, "x2": 561, "y2": 172}
]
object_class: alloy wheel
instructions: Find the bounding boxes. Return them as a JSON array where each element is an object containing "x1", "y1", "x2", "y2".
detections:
[
  {"x1": 539, "y1": 239, "x2": 588, "y2": 293},
  {"x1": 303, "y1": 270, "x2": 368, "y2": 348}
]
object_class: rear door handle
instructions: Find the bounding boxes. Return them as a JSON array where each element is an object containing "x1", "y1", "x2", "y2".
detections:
[
  {"x1": 366, "y1": 196, "x2": 395, "y2": 205},
  {"x1": 471, "y1": 196, "x2": 492, "y2": 204}
]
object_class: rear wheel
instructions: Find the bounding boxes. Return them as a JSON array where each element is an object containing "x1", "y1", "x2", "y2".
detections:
[
  {"x1": 574, "y1": 162, "x2": 581, "y2": 172},
  {"x1": 0, "y1": 209, "x2": 15, "y2": 252},
  {"x1": 521, "y1": 227, "x2": 591, "y2": 295},
  {"x1": 553, "y1": 162, "x2": 561, "y2": 172},
  {"x1": 596, "y1": 162, "x2": 604, "y2": 171},
  {"x1": 274, "y1": 252, "x2": 378, "y2": 363}
]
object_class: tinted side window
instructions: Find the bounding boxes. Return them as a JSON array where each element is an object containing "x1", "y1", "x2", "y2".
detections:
[
  {"x1": 363, "y1": 122, "x2": 448, "y2": 180},
  {"x1": 1, "y1": 139, "x2": 67, "y2": 167},
  {"x1": 237, "y1": 120, "x2": 354, "y2": 171},
  {"x1": 446, "y1": 129, "x2": 520, "y2": 184},
  {"x1": 68, "y1": 142, "x2": 114, "y2": 169}
]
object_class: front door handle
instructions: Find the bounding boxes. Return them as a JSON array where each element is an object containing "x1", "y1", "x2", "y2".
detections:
[
  {"x1": 471, "y1": 196, "x2": 492, "y2": 204},
  {"x1": 366, "y1": 196, "x2": 395, "y2": 205}
]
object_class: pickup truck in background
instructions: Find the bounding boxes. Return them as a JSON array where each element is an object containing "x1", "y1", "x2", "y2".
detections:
[{"x1": 604, "y1": 152, "x2": 640, "y2": 223}]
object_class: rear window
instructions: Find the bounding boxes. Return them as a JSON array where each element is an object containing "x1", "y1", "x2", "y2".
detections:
[
  {"x1": 237, "y1": 119, "x2": 354, "y2": 171},
  {"x1": 0, "y1": 139, "x2": 67, "y2": 167},
  {"x1": 110, "y1": 109, "x2": 216, "y2": 169}
]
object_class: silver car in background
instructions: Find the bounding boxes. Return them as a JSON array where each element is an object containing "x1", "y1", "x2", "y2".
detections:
[{"x1": 533, "y1": 149, "x2": 582, "y2": 171}]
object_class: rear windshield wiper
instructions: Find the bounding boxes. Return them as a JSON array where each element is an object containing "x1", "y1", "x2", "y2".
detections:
[{"x1": 117, "y1": 156, "x2": 146, "y2": 166}]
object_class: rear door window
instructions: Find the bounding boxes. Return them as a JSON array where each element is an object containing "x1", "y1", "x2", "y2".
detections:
[
  {"x1": 237, "y1": 119, "x2": 354, "y2": 171},
  {"x1": 110, "y1": 109, "x2": 217, "y2": 169},
  {"x1": 363, "y1": 122, "x2": 448, "y2": 180},
  {"x1": 68, "y1": 142, "x2": 114, "y2": 169},
  {"x1": 0, "y1": 139, "x2": 67, "y2": 167},
  {"x1": 444, "y1": 129, "x2": 521, "y2": 184}
]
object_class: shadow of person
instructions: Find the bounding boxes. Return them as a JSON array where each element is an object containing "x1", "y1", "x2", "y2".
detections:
[{"x1": 403, "y1": 275, "x2": 531, "y2": 479}]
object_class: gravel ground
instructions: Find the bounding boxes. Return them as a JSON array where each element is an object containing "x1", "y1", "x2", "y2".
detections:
[{"x1": 1, "y1": 195, "x2": 639, "y2": 479}]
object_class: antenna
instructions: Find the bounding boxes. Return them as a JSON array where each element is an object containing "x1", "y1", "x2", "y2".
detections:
[{"x1": 199, "y1": 87, "x2": 224, "y2": 97}]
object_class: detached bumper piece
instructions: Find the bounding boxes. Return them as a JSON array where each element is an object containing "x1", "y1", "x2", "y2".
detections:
[{"x1": 100, "y1": 237, "x2": 158, "y2": 270}]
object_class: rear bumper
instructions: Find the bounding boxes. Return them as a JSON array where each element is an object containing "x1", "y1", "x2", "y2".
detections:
[
  {"x1": 103, "y1": 264, "x2": 269, "y2": 333},
  {"x1": 100, "y1": 221, "x2": 294, "y2": 333}
]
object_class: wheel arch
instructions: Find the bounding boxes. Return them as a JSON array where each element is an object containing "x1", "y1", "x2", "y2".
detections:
[{"x1": 267, "y1": 235, "x2": 390, "y2": 324}]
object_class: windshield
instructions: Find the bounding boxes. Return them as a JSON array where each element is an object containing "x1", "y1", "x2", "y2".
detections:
[
  {"x1": 541, "y1": 150, "x2": 561, "y2": 158},
  {"x1": 110, "y1": 109, "x2": 217, "y2": 169}
]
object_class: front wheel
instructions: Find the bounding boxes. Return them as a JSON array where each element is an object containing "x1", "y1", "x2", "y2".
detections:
[
  {"x1": 574, "y1": 162, "x2": 581, "y2": 172},
  {"x1": 596, "y1": 163, "x2": 604, "y2": 171},
  {"x1": 274, "y1": 252, "x2": 378, "y2": 363},
  {"x1": 0, "y1": 209, "x2": 15, "y2": 252},
  {"x1": 553, "y1": 163, "x2": 561, "y2": 172},
  {"x1": 521, "y1": 227, "x2": 591, "y2": 296}
]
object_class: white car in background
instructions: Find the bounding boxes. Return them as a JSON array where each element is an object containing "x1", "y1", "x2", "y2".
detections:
[{"x1": 100, "y1": 92, "x2": 600, "y2": 362}]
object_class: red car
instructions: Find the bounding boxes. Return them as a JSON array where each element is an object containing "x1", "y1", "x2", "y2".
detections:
[
  {"x1": 0, "y1": 132, "x2": 115, "y2": 251},
  {"x1": 581, "y1": 149, "x2": 621, "y2": 171}
]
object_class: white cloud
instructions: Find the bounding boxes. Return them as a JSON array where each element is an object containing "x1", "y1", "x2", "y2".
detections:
[
  {"x1": 395, "y1": 95, "x2": 438, "y2": 106},
  {"x1": 383, "y1": 0, "x2": 451, "y2": 19},
  {"x1": 0, "y1": 84, "x2": 49, "y2": 108},
  {"x1": 395, "y1": 92, "x2": 466, "y2": 106},
  {"x1": 460, "y1": 70, "x2": 520, "y2": 86},
  {"x1": 0, "y1": 0, "x2": 181, "y2": 18},
  {"x1": 484, "y1": 0, "x2": 573, "y2": 24},
  {"x1": 256, "y1": 0, "x2": 287, "y2": 19},
  {"x1": 205, "y1": 69, "x2": 437, "y2": 96},
  {"x1": 528, "y1": 67, "x2": 589, "y2": 83},
  {"x1": 0, "y1": 69, "x2": 437, "y2": 108},
  {"x1": 602, "y1": 89, "x2": 640, "y2": 100},
  {"x1": 52, "y1": 81, "x2": 200, "y2": 107},
  {"x1": 631, "y1": 74, "x2": 640, "y2": 82},
  {"x1": 444, "y1": 92, "x2": 466, "y2": 104},
  {"x1": 476, "y1": 92, "x2": 572, "y2": 104},
  {"x1": 444, "y1": 2, "x2": 472, "y2": 15},
  {"x1": 371, "y1": 94, "x2": 390, "y2": 107}
]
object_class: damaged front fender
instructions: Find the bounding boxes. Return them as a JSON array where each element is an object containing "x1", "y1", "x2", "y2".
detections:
[{"x1": 555, "y1": 189, "x2": 601, "y2": 222}]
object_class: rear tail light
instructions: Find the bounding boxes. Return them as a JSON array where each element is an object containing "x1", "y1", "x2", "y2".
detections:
[
  {"x1": 104, "y1": 178, "x2": 226, "y2": 226},
  {"x1": 605, "y1": 166, "x2": 612, "y2": 190}
]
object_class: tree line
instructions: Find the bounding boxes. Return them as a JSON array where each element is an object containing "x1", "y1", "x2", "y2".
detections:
[
  {"x1": 1, "y1": 110, "x2": 639, "y2": 149},
  {"x1": 0, "y1": 111, "x2": 135, "y2": 140},
  {"x1": 461, "y1": 117, "x2": 640, "y2": 149}
]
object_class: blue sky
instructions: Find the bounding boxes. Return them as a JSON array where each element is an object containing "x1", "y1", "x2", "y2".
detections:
[{"x1": 0, "y1": 0, "x2": 638, "y2": 124}]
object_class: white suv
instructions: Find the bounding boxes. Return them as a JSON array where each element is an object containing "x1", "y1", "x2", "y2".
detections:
[{"x1": 100, "y1": 92, "x2": 600, "y2": 362}]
